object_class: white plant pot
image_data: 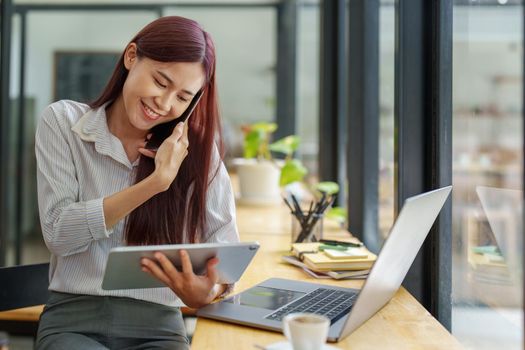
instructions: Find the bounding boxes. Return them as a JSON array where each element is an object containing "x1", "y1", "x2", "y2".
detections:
[{"x1": 235, "y1": 159, "x2": 281, "y2": 205}]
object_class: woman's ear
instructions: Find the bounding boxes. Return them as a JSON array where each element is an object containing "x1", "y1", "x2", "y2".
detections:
[{"x1": 123, "y1": 43, "x2": 138, "y2": 70}]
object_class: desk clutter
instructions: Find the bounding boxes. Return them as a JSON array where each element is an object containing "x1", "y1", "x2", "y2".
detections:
[
  {"x1": 469, "y1": 245, "x2": 512, "y2": 285},
  {"x1": 282, "y1": 241, "x2": 376, "y2": 280},
  {"x1": 284, "y1": 193, "x2": 335, "y2": 243}
]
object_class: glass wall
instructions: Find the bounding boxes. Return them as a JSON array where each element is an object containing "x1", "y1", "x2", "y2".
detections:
[
  {"x1": 7, "y1": 10, "x2": 157, "y2": 266},
  {"x1": 451, "y1": 2, "x2": 523, "y2": 349},
  {"x1": 378, "y1": 0, "x2": 395, "y2": 240},
  {"x1": 163, "y1": 6, "x2": 276, "y2": 159},
  {"x1": 297, "y1": 1, "x2": 320, "y2": 177}
]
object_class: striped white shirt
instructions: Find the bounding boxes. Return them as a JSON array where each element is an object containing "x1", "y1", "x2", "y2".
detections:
[{"x1": 35, "y1": 99, "x2": 239, "y2": 307}]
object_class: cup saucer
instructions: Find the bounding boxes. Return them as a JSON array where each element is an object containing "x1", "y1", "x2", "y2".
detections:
[{"x1": 264, "y1": 341, "x2": 340, "y2": 350}]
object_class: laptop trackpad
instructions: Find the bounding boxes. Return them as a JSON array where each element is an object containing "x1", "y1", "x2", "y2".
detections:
[{"x1": 223, "y1": 286, "x2": 306, "y2": 311}]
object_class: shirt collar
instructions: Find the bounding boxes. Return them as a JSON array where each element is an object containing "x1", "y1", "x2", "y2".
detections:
[{"x1": 71, "y1": 102, "x2": 137, "y2": 168}]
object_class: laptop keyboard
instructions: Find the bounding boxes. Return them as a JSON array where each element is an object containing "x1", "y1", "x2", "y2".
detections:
[{"x1": 265, "y1": 288, "x2": 357, "y2": 324}]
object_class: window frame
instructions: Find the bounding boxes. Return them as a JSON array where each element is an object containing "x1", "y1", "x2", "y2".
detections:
[{"x1": 394, "y1": 0, "x2": 453, "y2": 329}]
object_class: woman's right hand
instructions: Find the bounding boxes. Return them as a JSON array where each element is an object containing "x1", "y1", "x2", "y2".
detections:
[{"x1": 139, "y1": 122, "x2": 189, "y2": 192}]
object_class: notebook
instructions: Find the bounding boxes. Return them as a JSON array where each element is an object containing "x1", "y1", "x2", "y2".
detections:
[{"x1": 302, "y1": 253, "x2": 376, "y2": 271}]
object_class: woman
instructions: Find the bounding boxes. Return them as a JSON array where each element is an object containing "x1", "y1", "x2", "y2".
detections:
[{"x1": 35, "y1": 16, "x2": 238, "y2": 349}]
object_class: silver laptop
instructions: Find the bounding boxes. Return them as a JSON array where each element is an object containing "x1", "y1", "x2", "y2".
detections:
[
  {"x1": 197, "y1": 186, "x2": 452, "y2": 342},
  {"x1": 476, "y1": 186, "x2": 522, "y2": 277}
]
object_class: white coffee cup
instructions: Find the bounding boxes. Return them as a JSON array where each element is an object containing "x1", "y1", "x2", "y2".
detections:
[{"x1": 282, "y1": 313, "x2": 330, "y2": 350}]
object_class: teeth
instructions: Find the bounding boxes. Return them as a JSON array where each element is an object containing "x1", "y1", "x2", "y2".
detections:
[{"x1": 143, "y1": 102, "x2": 160, "y2": 118}]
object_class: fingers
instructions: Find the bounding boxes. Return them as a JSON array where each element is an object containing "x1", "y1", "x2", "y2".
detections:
[
  {"x1": 141, "y1": 258, "x2": 172, "y2": 286},
  {"x1": 143, "y1": 253, "x2": 220, "y2": 308},
  {"x1": 178, "y1": 123, "x2": 189, "y2": 150},
  {"x1": 154, "y1": 252, "x2": 181, "y2": 280},
  {"x1": 170, "y1": 122, "x2": 185, "y2": 140},
  {"x1": 179, "y1": 250, "x2": 194, "y2": 275},
  {"x1": 168, "y1": 122, "x2": 189, "y2": 148},
  {"x1": 181, "y1": 124, "x2": 190, "y2": 149},
  {"x1": 183, "y1": 120, "x2": 189, "y2": 140},
  {"x1": 138, "y1": 148, "x2": 157, "y2": 159},
  {"x1": 141, "y1": 133, "x2": 153, "y2": 149},
  {"x1": 206, "y1": 257, "x2": 219, "y2": 284},
  {"x1": 138, "y1": 133, "x2": 156, "y2": 158}
]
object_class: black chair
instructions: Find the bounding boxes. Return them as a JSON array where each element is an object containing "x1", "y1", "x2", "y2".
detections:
[{"x1": 0, "y1": 263, "x2": 50, "y2": 335}]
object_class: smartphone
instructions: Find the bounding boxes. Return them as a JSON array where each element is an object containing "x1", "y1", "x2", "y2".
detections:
[{"x1": 145, "y1": 89, "x2": 204, "y2": 151}]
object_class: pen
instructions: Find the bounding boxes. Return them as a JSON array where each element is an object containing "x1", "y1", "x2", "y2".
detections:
[
  {"x1": 318, "y1": 244, "x2": 348, "y2": 251},
  {"x1": 319, "y1": 239, "x2": 363, "y2": 247}
]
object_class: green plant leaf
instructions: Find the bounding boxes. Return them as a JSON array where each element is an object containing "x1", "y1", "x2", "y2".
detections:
[
  {"x1": 242, "y1": 122, "x2": 277, "y2": 159},
  {"x1": 280, "y1": 159, "x2": 308, "y2": 186},
  {"x1": 243, "y1": 129, "x2": 263, "y2": 158},
  {"x1": 251, "y1": 122, "x2": 277, "y2": 133},
  {"x1": 269, "y1": 135, "x2": 300, "y2": 156},
  {"x1": 315, "y1": 181, "x2": 340, "y2": 195},
  {"x1": 326, "y1": 206, "x2": 347, "y2": 224}
]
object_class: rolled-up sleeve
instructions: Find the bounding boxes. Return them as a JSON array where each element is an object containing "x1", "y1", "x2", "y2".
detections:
[{"x1": 35, "y1": 105, "x2": 113, "y2": 257}]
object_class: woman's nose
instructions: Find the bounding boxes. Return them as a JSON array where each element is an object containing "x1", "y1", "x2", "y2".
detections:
[{"x1": 154, "y1": 93, "x2": 174, "y2": 114}]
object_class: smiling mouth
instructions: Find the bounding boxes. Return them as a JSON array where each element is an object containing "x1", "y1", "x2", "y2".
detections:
[{"x1": 141, "y1": 101, "x2": 162, "y2": 120}]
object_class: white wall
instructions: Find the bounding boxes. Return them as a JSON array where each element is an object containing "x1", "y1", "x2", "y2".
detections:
[
  {"x1": 453, "y1": 6, "x2": 523, "y2": 113},
  {"x1": 453, "y1": 6, "x2": 523, "y2": 152}
]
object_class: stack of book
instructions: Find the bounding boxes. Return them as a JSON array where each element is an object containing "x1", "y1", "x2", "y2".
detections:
[
  {"x1": 282, "y1": 241, "x2": 377, "y2": 280},
  {"x1": 469, "y1": 245, "x2": 513, "y2": 285}
]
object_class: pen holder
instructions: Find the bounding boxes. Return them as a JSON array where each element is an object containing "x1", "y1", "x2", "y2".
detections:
[{"x1": 291, "y1": 213, "x2": 324, "y2": 243}]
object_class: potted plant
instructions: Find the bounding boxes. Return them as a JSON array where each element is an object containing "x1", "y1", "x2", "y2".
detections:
[{"x1": 235, "y1": 122, "x2": 307, "y2": 205}]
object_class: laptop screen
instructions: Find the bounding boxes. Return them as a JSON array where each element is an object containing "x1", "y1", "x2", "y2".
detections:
[{"x1": 224, "y1": 286, "x2": 306, "y2": 310}]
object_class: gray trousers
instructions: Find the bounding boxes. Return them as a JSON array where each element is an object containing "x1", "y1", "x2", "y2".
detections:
[{"x1": 35, "y1": 292, "x2": 190, "y2": 350}]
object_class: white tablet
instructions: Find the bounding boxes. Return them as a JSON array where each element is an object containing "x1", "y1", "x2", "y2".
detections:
[{"x1": 102, "y1": 241, "x2": 260, "y2": 290}]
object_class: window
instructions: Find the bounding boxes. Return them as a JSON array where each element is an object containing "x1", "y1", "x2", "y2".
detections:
[
  {"x1": 378, "y1": 0, "x2": 395, "y2": 241},
  {"x1": 6, "y1": 10, "x2": 157, "y2": 266},
  {"x1": 164, "y1": 7, "x2": 276, "y2": 159},
  {"x1": 452, "y1": 2, "x2": 523, "y2": 348},
  {"x1": 297, "y1": 0, "x2": 320, "y2": 177}
]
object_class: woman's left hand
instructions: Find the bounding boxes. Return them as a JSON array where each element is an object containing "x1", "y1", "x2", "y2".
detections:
[{"x1": 141, "y1": 250, "x2": 220, "y2": 309}]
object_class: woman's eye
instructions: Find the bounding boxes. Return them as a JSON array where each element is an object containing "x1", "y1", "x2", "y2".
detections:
[
  {"x1": 178, "y1": 96, "x2": 189, "y2": 103},
  {"x1": 154, "y1": 78, "x2": 167, "y2": 89}
]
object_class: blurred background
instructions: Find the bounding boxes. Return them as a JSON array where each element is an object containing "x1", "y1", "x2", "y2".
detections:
[{"x1": 0, "y1": 0, "x2": 523, "y2": 349}]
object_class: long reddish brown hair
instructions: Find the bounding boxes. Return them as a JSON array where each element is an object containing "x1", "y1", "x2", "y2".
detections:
[{"x1": 90, "y1": 16, "x2": 223, "y2": 245}]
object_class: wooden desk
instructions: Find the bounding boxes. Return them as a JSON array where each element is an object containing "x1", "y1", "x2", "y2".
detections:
[
  {"x1": 0, "y1": 306, "x2": 43, "y2": 322},
  {"x1": 0, "y1": 202, "x2": 463, "y2": 349},
  {"x1": 191, "y1": 203, "x2": 464, "y2": 350}
]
